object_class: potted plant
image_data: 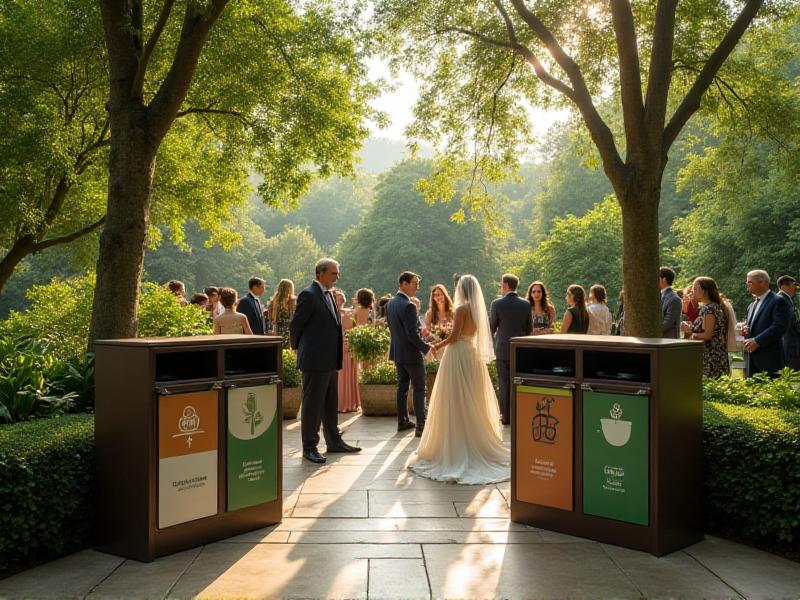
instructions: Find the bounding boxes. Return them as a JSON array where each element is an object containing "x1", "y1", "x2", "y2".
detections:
[
  {"x1": 346, "y1": 324, "x2": 390, "y2": 365},
  {"x1": 359, "y1": 360, "x2": 400, "y2": 416},
  {"x1": 425, "y1": 359, "x2": 439, "y2": 400},
  {"x1": 281, "y1": 349, "x2": 302, "y2": 419}
]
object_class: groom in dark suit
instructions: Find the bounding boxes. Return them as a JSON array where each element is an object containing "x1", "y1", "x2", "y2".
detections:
[
  {"x1": 290, "y1": 258, "x2": 361, "y2": 463},
  {"x1": 490, "y1": 273, "x2": 533, "y2": 425},
  {"x1": 387, "y1": 271, "x2": 432, "y2": 437},
  {"x1": 743, "y1": 269, "x2": 791, "y2": 378}
]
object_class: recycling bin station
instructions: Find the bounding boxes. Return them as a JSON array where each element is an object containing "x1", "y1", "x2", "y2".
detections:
[
  {"x1": 510, "y1": 334, "x2": 703, "y2": 556},
  {"x1": 94, "y1": 335, "x2": 283, "y2": 561}
]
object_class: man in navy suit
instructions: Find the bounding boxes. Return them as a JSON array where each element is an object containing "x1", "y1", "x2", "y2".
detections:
[
  {"x1": 743, "y1": 269, "x2": 791, "y2": 378},
  {"x1": 387, "y1": 271, "x2": 432, "y2": 436},
  {"x1": 490, "y1": 273, "x2": 533, "y2": 425},
  {"x1": 290, "y1": 258, "x2": 361, "y2": 463},
  {"x1": 237, "y1": 277, "x2": 267, "y2": 335},
  {"x1": 777, "y1": 275, "x2": 800, "y2": 370}
]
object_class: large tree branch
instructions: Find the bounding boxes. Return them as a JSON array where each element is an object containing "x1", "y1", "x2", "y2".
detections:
[
  {"x1": 644, "y1": 0, "x2": 677, "y2": 142},
  {"x1": 148, "y1": 0, "x2": 229, "y2": 142},
  {"x1": 508, "y1": 0, "x2": 625, "y2": 189},
  {"x1": 32, "y1": 215, "x2": 107, "y2": 253},
  {"x1": 610, "y1": 0, "x2": 646, "y2": 154},
  {"x1": 175, "y1": 106, "x2": 255, "y2": 127},
  {"x1": 131, "y1": 0, "x2": 175, "y2": 99},
  {"x1": 663, "y1": 0, "x2": 764, "y2": 151}
]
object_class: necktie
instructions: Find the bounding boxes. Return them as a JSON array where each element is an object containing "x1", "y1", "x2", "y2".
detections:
[
  {"x1": 325, "y1": 291, "x2": 339, "y2": 322},
  {"x1": 748, "y1": 297, "x2": 760, "y2": 327}
]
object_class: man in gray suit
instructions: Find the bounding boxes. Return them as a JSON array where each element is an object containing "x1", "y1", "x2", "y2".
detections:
[
  {"x1": 490, "y1": 274, "x2": 533, "y2": 425},
  {"x1": 659, "y1": 266, "x2": 682, "y2": 339},
  {"x1": 290, "y1": 258, "x2": 361, "y2": 464},
  {"x1": 777, "y1": 275, "x2": 800, "y2": 370}
]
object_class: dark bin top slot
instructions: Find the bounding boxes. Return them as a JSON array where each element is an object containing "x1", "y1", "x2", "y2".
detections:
[
  {"x1": 224, "y1": 346, "x2": 278, "y2": 377},
  {"x1": 584, "y1": 350, "x2": 650, "y2": 383},
  {"x1": 515, "y1": 347, "x2": 576, "y2": 378},
  {"x1": 155, "y1": 350, "x2": 217, "y2": 382}
]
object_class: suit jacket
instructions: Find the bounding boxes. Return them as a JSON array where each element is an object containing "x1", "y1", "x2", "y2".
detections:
[
  {"x1": 289, "y1": 281, "x2": 343, "y2": 371},
  {"x1": 237, "y1": 292, "x2": 266, "y2": 335},
  {"x1": 779, "y1": 291, "x2": 800, "y2": 370},
  {"x1": 490, "y1": 292, "x2": 533, "y2": 361},
  {"x1": 387, "y1": 293, "x2": 431, "y2": 365},
  {"x1": 660, "y1": 287, "x2": 682, "y2": 339},
  {"x1": 744, "y1": 290, "x2": 791, "y2": 375}
]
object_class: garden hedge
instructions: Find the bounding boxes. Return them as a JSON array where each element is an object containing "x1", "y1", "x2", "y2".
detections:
[
  {"x1": 703, "y1": 401, "x2": 800, "y2": 543},
  {"x1": 0, "y1": 414, "x2": 94, "y2": 574}
]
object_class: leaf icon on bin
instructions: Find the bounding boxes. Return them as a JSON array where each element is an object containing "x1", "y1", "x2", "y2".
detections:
[
  {"x1": 243, "y1": 392, "x2": 263, "y2": 436},
  {"x1": 600, "y1": 402, "x2": 632, "y2": 447}
]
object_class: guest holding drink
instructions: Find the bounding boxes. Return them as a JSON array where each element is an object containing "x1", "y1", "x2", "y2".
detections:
[
  {"x1": 526, "y1": 281, "x2": 556, "y2": 335},
  {"x1": 561, "y1": 285, "x2": 590, "y2": 334},
  {"x1": 680, "y1": 277, "x2": 730, "y2": 378}
]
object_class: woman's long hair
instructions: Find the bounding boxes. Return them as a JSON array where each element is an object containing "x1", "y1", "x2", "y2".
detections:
[
  {"x1": 694, "y1": 277, "x2": 723, "y2": 305},
  {"x1": 270, "y1": 279, "x2": 295, "y2": 324},
  {"x1": 567, "y1": 284, "x2": 589, "y2": 325},
  {"x1": 428, "y1": 283, "x2": 454, "y2": 325},
  {"x1": 526, "y1": 281, "x2": 554, "y2": 313}
]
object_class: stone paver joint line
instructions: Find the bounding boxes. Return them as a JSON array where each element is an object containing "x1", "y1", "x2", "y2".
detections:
[
  {"x1": 598, "y1": 542, "x2": 645, "y2": 598},
  {"x1": 682, "y1": 545, "x2": 747, "y2": 600}
]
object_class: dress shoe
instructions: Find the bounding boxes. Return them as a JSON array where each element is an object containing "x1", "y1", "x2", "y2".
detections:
[
  {"x1": 415, "y1": 428, "x2": 424, "y2": 438},
  {"x1": 325, "y1": 441, "x2": 362, "y2": 453},
  {"x1": 303, "y1": 449, "x2": 326, "y2": 464},
  {"x1": 397, "y1": 420, "x2": 415, "y2": 432}
]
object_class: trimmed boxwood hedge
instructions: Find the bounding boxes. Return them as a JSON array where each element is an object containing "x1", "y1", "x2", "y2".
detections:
[
  {"x1": 0, "y1": 414, "x2": 94, "y2": 573},
  {"x1": 704, "y1": 401, "x2": 800, "y2": 543}
]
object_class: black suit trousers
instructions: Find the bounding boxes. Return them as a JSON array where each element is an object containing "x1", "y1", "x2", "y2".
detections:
[
  {"x1": 300, "y1": 370, "x2": 341, "y2": 450},
  {"x1": 496, "y1": 359, "x2": 511, "y2": 424},
  {"x1": 395, "y1": 362, "x2": 426, "y2": 428}
]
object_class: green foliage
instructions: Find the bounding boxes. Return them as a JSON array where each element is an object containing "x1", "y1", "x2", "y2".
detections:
[
  {"x1": 136, "y1": 283, "x2": 212, "y2": 338},
  {"x1": 702, "y1": 369, "x2": 800, "y2": 411},
  {"x1": 425, "y1": 359, "x2": 440, "y2": 375},
  {"x1": 261, "y1": 226, "x2": 324, "y2": 286},
  {"x1": 518, "y1": 197, "x2": 623, "y2": 314},
  {"x1": 704, "y1": 401, "x2": 800, "y2": 543},
  {"x1": 0, "y1": 274, "x2": 95, "y2": 361},
  {"x1": 0, "y1": 414, "x2": 94, "y2": 573},
  {"x1": 336, "y1": 160, "x2": 501, "y2": 300},
  {"x1": 281, "y1": 349, "x2": 301, "y2": 389},
  {"x1": 360, "y1": 360, "x2": 398, "y2": 385},
  {"x1": 345, "y1": 325, "x2": 391, "y2": 362}
]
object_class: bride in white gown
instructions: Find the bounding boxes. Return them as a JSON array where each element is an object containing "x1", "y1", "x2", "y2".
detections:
[{"x1": 406, "y1": 275, "x2": 510, "y2": 484}]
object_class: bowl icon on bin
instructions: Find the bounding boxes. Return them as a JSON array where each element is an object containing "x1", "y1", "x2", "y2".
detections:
[{"x1": 600, "y1": 403, "x2": 632, "y2": 447}]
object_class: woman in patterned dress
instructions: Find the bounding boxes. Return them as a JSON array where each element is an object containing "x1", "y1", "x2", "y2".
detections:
[
  {"x1": 681, "y1": 277, "x2": 730, "y2": 377},
  {"x1": 268, "y1": 279, "x2": 296, "y2": 349}
]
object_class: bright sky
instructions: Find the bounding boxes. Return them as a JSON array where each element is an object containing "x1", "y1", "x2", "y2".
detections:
[{"x1": 366, "y1": 58, "x2": 570, "y2": 145}]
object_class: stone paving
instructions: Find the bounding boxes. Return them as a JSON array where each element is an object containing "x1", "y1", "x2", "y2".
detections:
[{"x1": 2, "y1": 414, "x2": 800, "y2": 599}]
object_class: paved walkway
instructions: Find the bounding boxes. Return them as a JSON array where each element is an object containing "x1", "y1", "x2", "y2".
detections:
[{"x1": 2, "y1": 414, "x2": 800, "y2": 599}]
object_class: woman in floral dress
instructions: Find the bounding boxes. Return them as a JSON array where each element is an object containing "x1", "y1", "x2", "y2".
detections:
[{"x1": 681, "y1": 276, "x2": 729, "y2": 377}]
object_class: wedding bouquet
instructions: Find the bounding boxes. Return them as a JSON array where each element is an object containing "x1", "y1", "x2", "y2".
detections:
[{"x1": 430, "y1": 321, "x2": 452, "y2": 341}]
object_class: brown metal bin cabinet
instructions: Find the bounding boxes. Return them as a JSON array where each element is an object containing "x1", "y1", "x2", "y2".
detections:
[
  {"x1": 94, "y1": 334, "x2": 283, "y2": 562},
  {"x1": 510, "y1": 334, "x2": 703, "y2": 556}
]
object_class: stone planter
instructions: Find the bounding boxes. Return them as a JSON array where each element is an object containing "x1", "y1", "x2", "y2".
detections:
[
  {"x1": 282, "y1": 386, "x2": 301, "y2": 420},
  {"x1": 360, "y1": 384, "x2": 399, "y2": 416}
]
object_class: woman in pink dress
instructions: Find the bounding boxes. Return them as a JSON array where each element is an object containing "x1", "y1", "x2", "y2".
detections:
[{"x1": 335, "y1": 289, "x2": 361, "y2": 413}]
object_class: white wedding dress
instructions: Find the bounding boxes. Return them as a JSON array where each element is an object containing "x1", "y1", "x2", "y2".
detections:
[{"x1": 407, "y1": 276, "x2": 510, "y2": 485}]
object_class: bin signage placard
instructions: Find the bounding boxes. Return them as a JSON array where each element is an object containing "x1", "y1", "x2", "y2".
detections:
[
  {"x1": 158, "y1": 390, "x2": 219, "y2": 529},
  {"x1": 515, "y1": 385, "x2": 573, "y2": 510},
  {"x1": 583, "y1": 390, "x2": 648, "y2": 525},
  {"x1": 227, "y1": 384, "x2": 278, "y2": 511}
]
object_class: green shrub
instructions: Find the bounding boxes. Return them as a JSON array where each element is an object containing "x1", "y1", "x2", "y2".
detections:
[
  {"x1": 0, "y1": 337, "x2": 79, "y2": 423},
  {"x1": 346, "y1": 324, "x2": 390, "y2": 362},
  {"x1": 137, "y1": 283, "x2": 212, "y2": 337},
  {"x1": 425, "y1": 359, "x2": 439, "y2": 374},
  {"x1": 704, "y1": 401, "x2": 800, "y2": 543},
  {"x1": 360, "y1": 360, "x2": 398, "y2": 385},
  {"x1": 0, "y1": 414, "x2": 94, "y2": 573},
  {"x1": 703, "y1": 368, "x2": 800, "y2": 410},
  {"x1": 281, "y1": 349, "x2": 301, "y2": 388}
]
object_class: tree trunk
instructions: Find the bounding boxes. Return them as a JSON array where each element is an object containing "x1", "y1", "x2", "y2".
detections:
[
  {"x1": 88, "y1": 104, "x2": 155, "y2": 346},
  {"x1": 0, "y1": 237, "x2": 36, "y2": 298},
  {"x1": 618, "y1": 178, "x2": 662, "y2": 338}
]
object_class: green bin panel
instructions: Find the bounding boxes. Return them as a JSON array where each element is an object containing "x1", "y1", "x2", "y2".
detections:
[
  {"x1": 226, "y1": 384, "x2": 279, "y2": 511},
  {"x1": 583, "y1": 390, "x2": 648, "y2": 525}
]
